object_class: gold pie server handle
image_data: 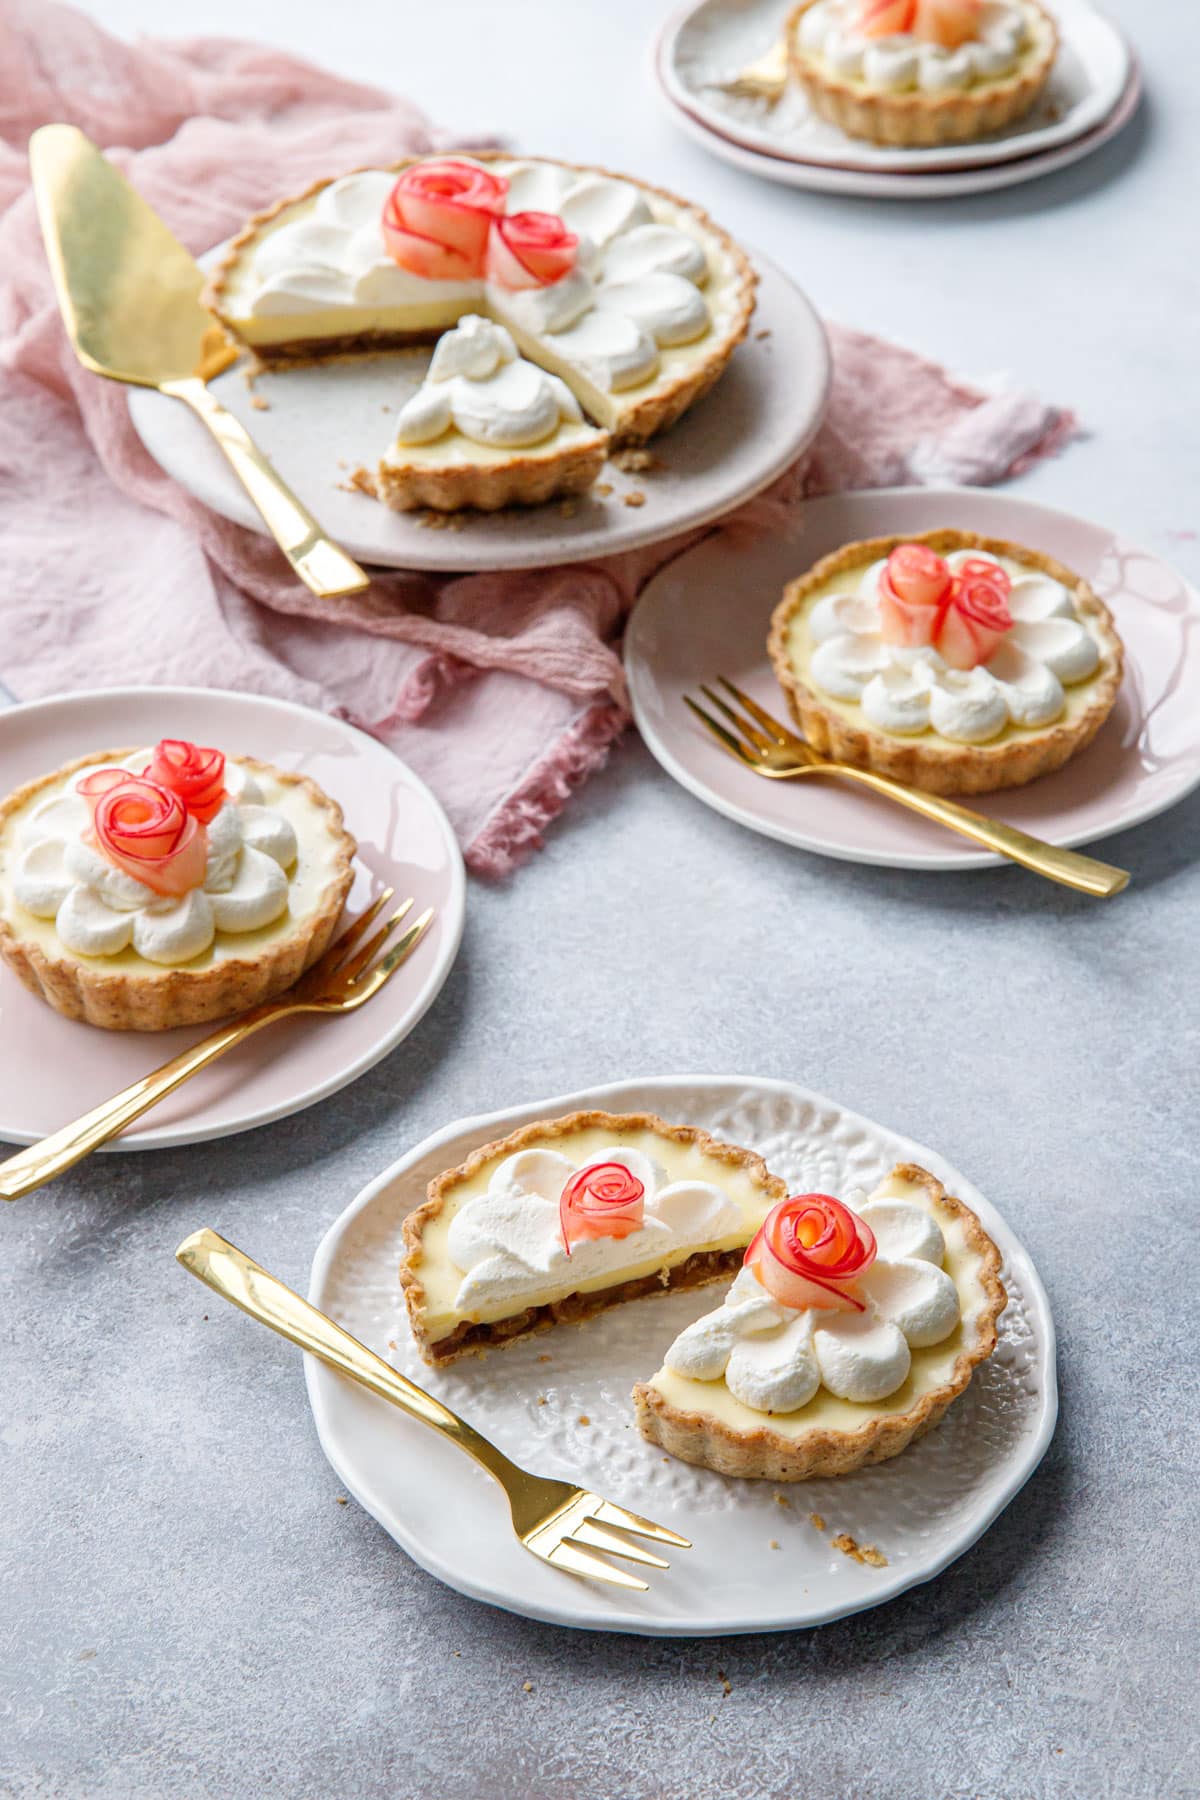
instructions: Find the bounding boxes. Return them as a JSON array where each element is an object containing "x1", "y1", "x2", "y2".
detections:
[
  {"x1": 821, "y1": 763, "x2": 1129, "y2": 897},
  {"x1": 161, "y1": 376, "x2": 369, "y2": 598}
]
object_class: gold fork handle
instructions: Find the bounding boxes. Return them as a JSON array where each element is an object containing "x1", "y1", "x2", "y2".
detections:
[
  {"x1": 161, "y1": 376, "x2": 369, "y2": 600},
  {"x1": 0, "y1": 1003, "x2": 291, "y2": 1200},
  {"x1": 823, "y1": 764, "x2": 1129, "y2": 897},
  {"x1": 175, "y1": 1229, "x2": 514, "y2": 1477}
]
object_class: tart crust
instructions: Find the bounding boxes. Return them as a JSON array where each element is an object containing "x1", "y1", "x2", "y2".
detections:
[
  {"x1": 401, "y1": 1109, "x2": 787, "y2": 1365},
  {"x1": 375, "y1": 431, "x2": 609, "y2": 513},
  {"x1": 767, "y1": 529, "x2": 1124, "y2": 795},
  {"x1": 204, "y1": 152, "x2": 758, "y2": 450},
  {"x1": 0, "y1": 750, "x2": 355, "y2": 1031},
  {"x1": 633, "y1": 1163, "x2": 1006, "y2": 1480},
  {"x1": 786, "y1": 0, "x2": 1058, "y2": 148}
]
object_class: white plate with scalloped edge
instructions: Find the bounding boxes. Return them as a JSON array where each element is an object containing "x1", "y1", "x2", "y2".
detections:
[{"x1": 303, "y1": 1074, "x2": 1055, "y2": 1635}]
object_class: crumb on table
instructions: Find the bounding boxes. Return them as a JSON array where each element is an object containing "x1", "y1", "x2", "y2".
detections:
[
  {"x1": 809, "y1": 1512, "x2": 826, "y2": 1532},
  {"x1": 769, "y1": 1539, "x2": 781, "y2": 1550},
  {"x1": 577, "y1": 1414, "x2": 590, "y2": 1426},
  {"x1": 717, "y1": 1669, "x2": 732, "y2": 1697}
]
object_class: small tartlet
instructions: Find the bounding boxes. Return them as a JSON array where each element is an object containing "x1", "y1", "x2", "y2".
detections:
[
  {"x1": 0, "y1": 749, "x2": 355, "y2": 1031},
  {"x1": 401, "y1": 1109, "x2": 786, "y2": 1364},
  {"x1": 786, "y1": 0, "x2": 1058, "y2": 148},
  {"x1": 634, "y1": 1163, "x2": 1006, "y2": 1481},
  {"x1": 768, "y1": 528, "x2": 1124, "y2": 796}
]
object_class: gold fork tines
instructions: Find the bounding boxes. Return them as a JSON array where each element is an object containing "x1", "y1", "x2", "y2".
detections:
[
  {"x1": 713, "y1": 36, "x2": 790, "y2": 102},
  {"x1": 176, "y1": 1230, "x2": 690, "y2": 1594},
  {"x1": 686, "y1": 678, "x2": 1130, "y2": 898},
  {"x1": 0, "y1": 892, "x2": 435, "y2": 1200}
]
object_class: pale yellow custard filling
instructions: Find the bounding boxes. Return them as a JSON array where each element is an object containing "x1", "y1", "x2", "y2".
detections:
[
  {"x1": 645, "y1": 1173, "x2": 991, "y2": 1436},
  {"x1": 418, "y1": 1125, "x2": 777, "y2": 1343},
  {"x1": 382, "y1": 417, "x2": 604, "y2": 473}
]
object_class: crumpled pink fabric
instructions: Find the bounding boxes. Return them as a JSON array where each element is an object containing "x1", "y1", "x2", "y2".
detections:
[{"x1": 0, "y1": 0, "x2": 1077, "y2": 876}]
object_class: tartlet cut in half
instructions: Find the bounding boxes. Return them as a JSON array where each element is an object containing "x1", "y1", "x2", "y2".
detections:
[
  {"x1": 788, "y1": 0, "x2": 1058, "y2": 148},
  {"x1": 401, "y1": 1110, "x2": 787, "y2": 1364},
  {"x1": 634, "y1": 1164, "x2": 1006, "y2": 1481},
  {"x1": 0, "y1": 740, "x2": 354, "y2": 1031},
  {"x1": 768, "y1": 529, "x2": 1123, "y2": 795},
  {"x1": 204, "y1": 152, "x2": 756, "y2": 511}
]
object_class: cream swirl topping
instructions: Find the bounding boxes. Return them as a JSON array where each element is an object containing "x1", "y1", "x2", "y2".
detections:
[
  {"x1": 232, "y1": 158, "x2": 715, "y2": 395},
  {"x1": 796, "y1": 0, "x2": 1030, "y2": 91},
  {"x1": 391, "y1": 315, "x2": 583, "y2": 450},
  {"x1": 664, "y1": 1191, "x2": 959, "y2": 1409},
  {"x1": 11, "y1": 753, "x2": 297, "y2": 966},
  {"x1": 445, "y1": 1144, "x2": 742, "y2": 1315},
  {"x1": 808, "y1": 550, "x2": 1101, "y2": 743}
]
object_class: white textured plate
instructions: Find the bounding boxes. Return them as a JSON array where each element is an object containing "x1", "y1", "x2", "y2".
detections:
[
  {"x1": 0, "y1": 688, "x2": 465, "y2": 1150},
  {"x1": 306, "y1": 1074, "x2": 1055, "y2": 1635},
  {"x1": 657, "y1": 55, "x2": 1142, "y2": 199},
  {"x1": 658, "y1": 0, "x2": 1130, "y2": 174},
  {"x1": 127, "y1": 250, "x2": 829, "y2": 574},
  {"x1": 626, "y1": 486, "x2": 1200, "y2": 872}
]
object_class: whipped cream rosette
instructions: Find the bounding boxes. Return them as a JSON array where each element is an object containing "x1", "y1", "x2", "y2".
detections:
[{"x1": 0, "y1": 740, "x2": 354, "y2": 1029}]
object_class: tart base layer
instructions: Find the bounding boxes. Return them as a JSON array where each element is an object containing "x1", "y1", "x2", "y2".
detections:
[
  {"x1": 767, "y1": 529, "x2": 1124, "y2": 796},
  {"x1": 633, "y1": 1164, "x2": 1006, "y2": 1481},
  {"x1": 786, "y1": 0, "x2": 1058, "y2": 148},
  {"x1": 376, "y1": 433, "x2": 609, "y2": 513},
  {"x1": 0, "y1": 751, "x2": 355, "y2": 1031},
  {"x1": 401, "y1": 1109, "x2": 786, "y2": 1364}
]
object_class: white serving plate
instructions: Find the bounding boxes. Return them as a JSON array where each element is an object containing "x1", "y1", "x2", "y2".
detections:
[
  {"x1": 0, "y1": 687, "x2": 464, "y2": 1150},
  {"x1": 658, "y1": 0, "x2": 1131, "y2": 174},
  {"x1": 127, "y1": 249, "x2": 829, "y2": 574},
  {"x1": 305, "y1": 1074, "x2": 1055, "y2": 1636},
  {"x1": 625, "y1": 486, "x2": 1200, "y2": 872}
]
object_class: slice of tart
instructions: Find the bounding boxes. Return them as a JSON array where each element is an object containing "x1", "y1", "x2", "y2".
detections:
[
  {"x1": 0, "y1": 740, "x2": 354, "y2": 1030},
  {"x1": 205, "y1": 153, "x2": 756, "y2": 470},
  {"x1": 634, "y1": 1165, "x2": 1005, "y2": 1480},
  {"x1": 767, "y1": 529, "x2": 1123, "y2": 794},
  {"x1": 401, "y1": 1111, "x2": 787, "y2": 1364},
  {"x1": 375, "y1": 314, "x2": 608, "y2": 511},
  {"x1": 788, "y1": 0, "x2": 1058, "y2": 148}
]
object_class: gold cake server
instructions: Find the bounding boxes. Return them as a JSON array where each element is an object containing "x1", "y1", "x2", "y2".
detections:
[{"x1": 29, "y1": 123, "x2": 368, "y2": 599}]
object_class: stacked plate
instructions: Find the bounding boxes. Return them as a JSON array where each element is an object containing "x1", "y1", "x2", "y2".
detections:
[{"x1": 655, "y1": 0, "x2": 1139, "y2": 199}]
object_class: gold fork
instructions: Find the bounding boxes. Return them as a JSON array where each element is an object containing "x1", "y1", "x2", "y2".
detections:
[
  {"x1": 176, "y1": 1229, "x2": 690, "y2": 1592},
  {"x1": 713, "y1": 35, "x2": 790, "y2": 102},
  {"x1": 686, "y1": 678, "x2": 1130, "y2": 897},
  {"x1": 0, "y1": 890, "x2": 434, "y2": 1200}
]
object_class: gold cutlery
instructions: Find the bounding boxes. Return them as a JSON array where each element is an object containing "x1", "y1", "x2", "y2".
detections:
[
  {"x1": 176, "y1": 1228, "x2": 690, "y2": 1591},
  {"x1": 713, "y1": 35, "x2": 790, "y2": 102},
  {"x1": 0, "y1": 890, "x2": 432, "y2": 1200},
  {"x1": 686, "y1": 677, "x2": 1130, "y2": 897},
  {"x1": 29, "y1": 123, "x2": 369, "y2": 601}
]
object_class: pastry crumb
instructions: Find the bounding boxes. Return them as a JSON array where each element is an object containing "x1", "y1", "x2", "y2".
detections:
[
  {"x1": 831, "y1": 1532, "x2": 887, "y2": 1568},
  {"x1": 387, "y1": 1339, "x2": 397, "y2": 1351},
  {"x1": 536, "y1": 1354, "x2": 553, "y2": 1363},
  {"x1": 335, "y1": 1496, "x2": 348, "y2": 1506},
  {"x1": 717, "y1": 1669, "x2": 732, "y2": 1697},
  {"x1": 577, "y1": 1414, "x2": 591, "y2": 1426},
  {"x1": 809, "y1": 1512, "x2": 826, "y2": 1532},
  {"x1": 595, "y1": 482, "x2": 613, "y2": 496},
  {"x1": 559, "y1": 500, "x2": 577, "y2": 518},
  {"x1": 249, "y1": 393, "x2": 269, "y2": 412},
  {"x1": 769, "y1": 1539, "x2": 780, "y2": 1550},
  {"x1": 622, "y1": 490, "x2": 646, "y2": 508},
  {"x1": 522, "y1": 1680, "x2": 533, "y2": 1693},
  {"x1": 755, "y1": 328, "x2": 773, "y2": 341},
  {"x1": 342, "y1": 466, "x2": 377, "y2": 498},
  {"x1": 536, "y1": 1396, "x2": 547, "y2": 1406},
  {"x1": 774, "y1": 1492, "x2": 790, "y2": 1508},
  {"x1": 611, "y1": 446, "x2": 657, "y2": 473}
]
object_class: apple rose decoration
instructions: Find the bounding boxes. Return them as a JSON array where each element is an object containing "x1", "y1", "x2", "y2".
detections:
[
  {"x1": 78, "y1": 769, "x2": 208, "y2": 898},
  {"x1": 746, "y1": 1193, "x2": 877, "y2": 1313},
  {"x1": 877, "y1": 543, "x2": 955, "y2": 649},
  {"x1": 878, "y1": 545, "x2": 1013, "y2": 670},
  {"x1": 485, "y1": 211, "x2": 578, "y2": 291},
  {"x1": 858, "y1": 0, "x2": 981, "y2": 44},
  {"x1": 936, "y1": 558, "x2": 1014, "y2": 670},
  {"x1": 559, "y1": 1161, "x2": 646, "y2": 1255},
  {"x1": 145, "y1": 739, "x2": 226, "y2": 824},
  {"x1": 382, "y1": 160, "x2": 509, "y2": 281}
]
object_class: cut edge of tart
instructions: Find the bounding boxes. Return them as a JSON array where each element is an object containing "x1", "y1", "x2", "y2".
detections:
[
  {"x1": 203, "y1": 152, "x2": 758, "y2": 452},
  {"x1": 633, "y1": 1163, "x2": 1006, "y2": 1481},
  {"x1": 786, "y1": 0, "x2": 1058, "y2": 148},
  {"x1": 767, "y1": 528, "x2": 1124, "y2": 795},
  {"x1": 401, "y1": 1109, "x2": 787, "y2": 1364},
  {"x1": 375, "y1": 414, "x2": 609, "y2": 514},
  {"x1": 0, "y1": 749, "x2": 355, "y2": 1031}
]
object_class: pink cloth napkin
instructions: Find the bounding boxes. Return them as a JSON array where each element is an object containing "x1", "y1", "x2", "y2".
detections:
[{"x1": 0, "y1": 1, "x2": 1077, "y2": 876}]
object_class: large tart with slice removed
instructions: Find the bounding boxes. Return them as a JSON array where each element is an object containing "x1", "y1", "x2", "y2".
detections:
[
  {"x1": 401, "y1": 1111, "x2": 787, "y2": 1364},
  {"x1": 205, "y1": 153, "x2": 756, "y2": 510},
  {"x1": 768, "y1": 530, "x2": 1123, "y2": 795},
  {"x1": 634, "y1": 1165, "x2": 1005, "y2": 1480},
  {"x1": 0, "y1": 740, "x2": 354, "y2": 1030},
  {"x1": 788, "y1": 0, "x2": 1058, "y2": 148}
]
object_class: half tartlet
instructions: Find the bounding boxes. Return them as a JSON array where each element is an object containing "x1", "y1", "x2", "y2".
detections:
[
  {"x1": 401, "y1": 1110, "x2": 787, "y2": 1364},
  {"x1": 634, "y1": 1165, "x2": 1005, "y2": 1480},
  {"x1": 768, "y1": 530, "x2": 1123, "y2": 794},
  {"x1": 0, "y1": 740, "x2": 354, "y2": 1030}
]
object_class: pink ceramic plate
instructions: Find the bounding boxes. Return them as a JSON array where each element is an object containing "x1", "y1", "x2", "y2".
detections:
[
  {"x1": 0, "y1": 688, "x2": 465, "y2": 1149},
  {"x1": 626, "y1": 487, "x2": 1200, "y2": 871}
]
